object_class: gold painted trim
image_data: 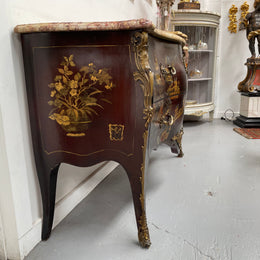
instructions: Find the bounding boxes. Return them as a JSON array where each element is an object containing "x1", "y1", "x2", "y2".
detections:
[
  {"x1": 67, "y1": 133, "x2": 86, "y2": 137},
  {"x1": 44, "y1": 148, "x2": 134, "y2": 157},
  {"x1": 33, "y1": 44, "x2": 130, "y2": 49},
  {"x1": 44, "y1": 149, "x2": 105, "y2": 156},
  {"x1": 173, "y1": 105, "x2": 184, "y2": 123}
]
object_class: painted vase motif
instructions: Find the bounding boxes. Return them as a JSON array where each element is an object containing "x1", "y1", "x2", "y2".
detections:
[{"x1": 48, "y1": 55, "x2": 115, "y2": 136}]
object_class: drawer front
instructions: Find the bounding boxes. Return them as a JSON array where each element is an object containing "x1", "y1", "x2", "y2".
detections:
[
  {"x1": 148, "y1": 35, "x2": 187, "y2": 150},
  {"x1": 148, "y1": 36, "x2": 187, "y2": 103},
  {"x1": 149, "y1": 93, "x2": 185, "y2": 150}
]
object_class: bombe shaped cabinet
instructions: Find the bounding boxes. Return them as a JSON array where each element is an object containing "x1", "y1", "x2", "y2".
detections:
[{"x1": 14, "y1": 19, "x2": 187, "y2": 247}]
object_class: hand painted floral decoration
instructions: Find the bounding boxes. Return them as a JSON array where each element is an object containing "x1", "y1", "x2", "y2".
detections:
[{"x1": 48, "y1": 55, "x2": 115, "y2": 136}]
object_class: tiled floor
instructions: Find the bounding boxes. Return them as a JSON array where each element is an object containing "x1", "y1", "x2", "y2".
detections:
[{"x1": 25, "y1": 120, "x2": 260, "y2": 260}]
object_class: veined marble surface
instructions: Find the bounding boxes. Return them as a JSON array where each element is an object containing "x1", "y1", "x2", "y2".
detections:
[
  {"x1": 14, "y1": 19, "x2": 154, "y2": 33},
  {"x1": 14, "y1": 19, "x2": 186, "y2": 44}
]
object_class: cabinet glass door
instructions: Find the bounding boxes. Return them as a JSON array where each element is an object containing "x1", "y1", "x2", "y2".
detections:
[{"x1": 175, "y1": 25, "x2": 216, "y2": 106}]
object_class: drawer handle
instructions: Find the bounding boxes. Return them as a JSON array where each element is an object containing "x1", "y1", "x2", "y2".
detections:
[
  {"x1": 163, "y1": 113, "x2": 174, "y2": 126},
  {"x1": 159, "y1": 112, "x2": 174, "y2": 127}
]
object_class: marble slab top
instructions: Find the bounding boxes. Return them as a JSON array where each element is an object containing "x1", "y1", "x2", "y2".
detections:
[
  {"x1": 14, "y1": 19, "x2": 186, "y2": 44},
  {"x1": 14, "y1": 19, "x2": 154, "y2": 33}
]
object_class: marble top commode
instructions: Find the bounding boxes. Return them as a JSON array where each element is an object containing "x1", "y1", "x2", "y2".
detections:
[{"x1": 14, "y1": 18, "x2": 187, "y2": 248}]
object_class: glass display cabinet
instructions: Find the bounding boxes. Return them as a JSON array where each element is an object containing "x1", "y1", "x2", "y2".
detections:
[{"x1": 171, "y1": 10, "x2": 220, "y2": 120}]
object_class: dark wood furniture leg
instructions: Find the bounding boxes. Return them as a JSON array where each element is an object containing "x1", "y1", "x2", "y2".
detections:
[
  {"x1": 124, "y1": 155, "x2": 151, "y2": 248},
  {"x1": 37, "y1": 163, "x2": 60, "y2": 240}
]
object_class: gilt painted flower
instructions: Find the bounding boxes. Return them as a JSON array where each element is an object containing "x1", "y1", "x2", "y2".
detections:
[
  {"x1": 70, "y1": 89, "x2": 77, "y2": 96},
  {"x1": 70, "y1": 80, "x2": 78, "y2": 89},
  {"x1": 55, "y1": 82, "x2": 64, "y2": 92}
]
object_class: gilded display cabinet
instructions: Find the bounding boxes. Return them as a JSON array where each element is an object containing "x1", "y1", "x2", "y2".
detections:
[
  {"x1": 14, "y1": 19, "x2": 187, "y2": 248},
  {"x1": 171, "y1": 10, "x2": 220, "y2": 120}
]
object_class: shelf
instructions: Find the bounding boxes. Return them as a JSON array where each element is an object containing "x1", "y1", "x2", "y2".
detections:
[
  {"x1": 188, "y1": 50, "x2": 214, "y2": 53},
  {"x1": 188, "y1": 78, "x2": 212, "y2": 82}
]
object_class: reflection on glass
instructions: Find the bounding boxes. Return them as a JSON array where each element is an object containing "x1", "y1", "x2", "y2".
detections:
[{"x1": 174, "y1": 25, "x2": 216, "y2": 104}]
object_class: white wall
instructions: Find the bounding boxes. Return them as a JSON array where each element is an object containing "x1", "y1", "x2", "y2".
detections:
[
  {"x1": 0, "y1": 0, "x2": 255, "y2": 259},
  {"x1": 0, "y1": 0, "x2": 28, "y2": 258},
  {"x1": 10, "y1": 0, "x2": 155, "y2": 24},
  {"x1": 0, "y1": 213, "x2": 7, "y2": 260},
  {"x1": 0, "y1": 107, "x2": 20, "y2": 260}
]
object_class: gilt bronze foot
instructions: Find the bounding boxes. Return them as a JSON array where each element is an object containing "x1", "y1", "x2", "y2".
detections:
[
  {"x1": 172, "y1": 128, "x2": 184, "y2": 157},
  {"x1": 138, "y1": 218, "x2": 151, "y2": 248}
]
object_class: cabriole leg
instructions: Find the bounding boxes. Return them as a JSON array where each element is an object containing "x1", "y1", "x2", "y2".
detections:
[
  {"x1": 124, "y1": 158, "x2": 151, "y2": 248},
  {"x1": 37, "y1": 163, "x2": 60, "y2": 240},
  {"x1": 130, "y1": 174, "x2": 151, "y2": 248},
  {"x1": 171, "y1": 128, "x2": 184, "y2": 157}
]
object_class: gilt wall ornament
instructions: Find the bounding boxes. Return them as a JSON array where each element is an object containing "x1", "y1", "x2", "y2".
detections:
[
  {"x1": 239, "y1": 2, "x2": 250, "y2": 29},
  {"x1": 228, "y1": 2, "x2": 250, "y2": 34},
  {"x1": 228, "y1": 4, "x2": 238, "y2": 33},
  {"x1": 48, "y1": 55, "x2": 115, "y2": 136}
]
